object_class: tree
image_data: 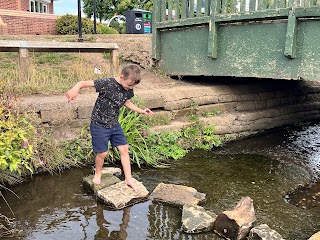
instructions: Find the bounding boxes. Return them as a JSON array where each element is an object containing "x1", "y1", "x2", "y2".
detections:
[{"x1": 82, "y1": 0, "x2": 153, "y2": 22}]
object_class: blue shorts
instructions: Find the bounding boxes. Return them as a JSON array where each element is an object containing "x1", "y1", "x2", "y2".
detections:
[{"x1": 90, "y1": 122, "x2": 127, "y2": 153}]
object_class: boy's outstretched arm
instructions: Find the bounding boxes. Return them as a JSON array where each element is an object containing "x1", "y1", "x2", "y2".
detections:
[
  {"x1": 124, "y1": 100, "x2": 153, "y2": 115},
  {"x1": 66, "y1": 80, "x2": 94, "y2": 102}
]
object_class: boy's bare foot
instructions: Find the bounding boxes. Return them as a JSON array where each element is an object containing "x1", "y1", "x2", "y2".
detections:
[
  {"x1": 92, "y1": 173, "x2": 101, "y2": 185},
  {"x1": 125, "y1": 178, "x2": 140, "y2": 193}
]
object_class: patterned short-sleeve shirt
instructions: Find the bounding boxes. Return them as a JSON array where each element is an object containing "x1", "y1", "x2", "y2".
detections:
[{"x1": 91, "y1": 78, "x2": 134, "y2": 128}]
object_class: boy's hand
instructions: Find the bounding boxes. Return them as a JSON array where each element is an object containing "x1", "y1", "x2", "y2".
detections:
[
  {"x1": 66, "y1": 88, "x2": 79, "y2": 102},
  {"x1": 142, "y1": 108, "x2": 153, "y2": 115}
]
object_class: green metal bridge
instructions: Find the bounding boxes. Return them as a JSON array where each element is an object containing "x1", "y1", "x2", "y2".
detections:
[{"x1": 152, "y1": 0, "x2": 320, "y2": 80}]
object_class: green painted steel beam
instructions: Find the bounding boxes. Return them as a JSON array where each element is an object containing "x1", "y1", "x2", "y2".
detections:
[{"x1": 284, "y1": 9, "x2": 298, "y2": 58}]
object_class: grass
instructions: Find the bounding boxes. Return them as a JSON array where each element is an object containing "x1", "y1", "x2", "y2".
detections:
[{"x1": 0, "y1": 51, "x2": 112, "y2": 95}]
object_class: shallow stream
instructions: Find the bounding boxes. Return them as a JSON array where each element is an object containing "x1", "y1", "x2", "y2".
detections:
[{"x1": 1, "y1": 122, "x2": 320, "y2": 240}]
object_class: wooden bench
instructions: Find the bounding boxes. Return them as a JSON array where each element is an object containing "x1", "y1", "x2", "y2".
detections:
[{"x1": 0, "y1": 40, "x2": 119, "y2": 79}]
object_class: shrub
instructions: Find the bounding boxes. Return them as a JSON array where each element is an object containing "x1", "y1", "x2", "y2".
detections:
[
  {"x1": 96, "y1": 23, "x2": 119, "y2": 34},
  {"x1": 56, "y1": 14, "x2": 94, "y2": 35}
]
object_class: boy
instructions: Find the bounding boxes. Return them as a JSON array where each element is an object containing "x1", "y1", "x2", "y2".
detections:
[{"x1": 66, "y1": 64, "x2": 153, "y2": 192}]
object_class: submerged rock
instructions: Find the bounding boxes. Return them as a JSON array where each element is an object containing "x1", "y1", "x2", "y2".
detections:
[
  {"x1": 249, "y1": 224, "x2": 285, "y2": 240},
  {"x1": 309, "y1": 231, "x2": 320, "y2": 240},
  {"x1": 82, "y1": 173, "x2": 121, "y2": 194},
  {"x1": 149, "y1": 183, "x2": 206, "y2": 207},
  {"x1": 213, "y1": 196, "x2": 256, "y2": 240},
  {"x1": 96, "y1": 179, "x2": 149, "y2": 210},
  {"x1": 101, "y1": 167, "x2": 122, "y2": 177},
  {"x1": 181, "y1": 204, "x2": 217, "y2": 233}
]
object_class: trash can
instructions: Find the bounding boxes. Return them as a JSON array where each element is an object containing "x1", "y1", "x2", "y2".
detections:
[{"x1": 125, "y1": 9, "x2": 152, "y2": 34}]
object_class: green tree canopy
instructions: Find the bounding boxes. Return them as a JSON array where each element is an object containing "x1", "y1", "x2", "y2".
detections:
[{"x1": 82, "y1": 0, "x2": 153, "y2": 22}]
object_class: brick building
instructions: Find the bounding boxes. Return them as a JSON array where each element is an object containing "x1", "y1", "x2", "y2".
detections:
[{"x1": 0, "y1": 0, "x2": 58, "y2": 35}]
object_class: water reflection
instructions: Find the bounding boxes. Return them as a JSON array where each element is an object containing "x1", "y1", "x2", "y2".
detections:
[{"x1": 286, "y1": 124, "x2": 320, "y2": 181}]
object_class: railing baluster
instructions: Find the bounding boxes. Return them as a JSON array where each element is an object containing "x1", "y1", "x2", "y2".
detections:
[
  {"x1": 181, "y1": 0, "x2": 187, "y2": 18},
  {"x1": 240, "y1": 0, "x2": 246, "y2": 12},
  {"x1": 197, "y1": 0, "x2": 202, "y2": 16},
  {"x1": 221, "y1": 0, "x2": 227, "y2": 13},
  {"x1": 175, "y1": 0, "x2": 180, "y2": 19},
  {"x1": 190, "y1": 0, "x2": 195, "y2": 17},
  {"x1": 168, "y1": 0, "x2": 173, "y2": 20},
  {"x1": 204, "y1": 0, "x2": 210, "y2": 15},
  {"x1": 161, "y1": 0, "x2": 167, "y2": 21},
  {"x1": 249, "y1": 0, "x2": 256, "y2": 11}
]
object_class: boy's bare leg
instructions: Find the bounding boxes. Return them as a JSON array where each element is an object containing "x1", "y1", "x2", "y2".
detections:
[
  {"x1": 117, "y1": 145, "x2": 140, "y2": 192},
  {"x1": 92, "y1": 151, "x2": 108, "y2": 185}
]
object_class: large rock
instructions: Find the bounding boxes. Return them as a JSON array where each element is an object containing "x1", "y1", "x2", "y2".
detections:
[
  {"x1": 96, "y1": 179, "x2": 149, "y2": 210},
  {"x1": 101, "y1": 167, "x2": 122, "y2": 177},
  {"x1": 309, "y1": 231, "x2": 320, "y2": 240},
  {"x1": 82, "y1": 173, "x2": 121, "y2": 194},
  {"x1": 213, "y1": 196, "x2": 256, "y2": 240},
  {"x1": 181, "y1": 204, "x2": 217, "y2": 233},
  {"x1": 149, "y1": 183, "x2": 206, "y2": 207},
  {"x1": 249, "y1": 224, "x2": 285, "y2": 240}
]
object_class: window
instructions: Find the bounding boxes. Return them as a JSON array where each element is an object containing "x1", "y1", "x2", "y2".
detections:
[{"x1": 29, "y1": 0, "x2": 49, "y2": 13}]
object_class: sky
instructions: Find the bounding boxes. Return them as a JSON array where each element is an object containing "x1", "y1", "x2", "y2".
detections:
[{"x1": 54, "y1": 0, "x2": 80, "y2": 16}]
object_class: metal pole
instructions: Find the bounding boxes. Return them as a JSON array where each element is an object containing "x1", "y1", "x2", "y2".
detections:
[
  {"x1": 78, "y1": 0, "x2": 83, "y2": 42},
  {"x1": 93, "y1": 0, "x2": 97, "y2": 34}
]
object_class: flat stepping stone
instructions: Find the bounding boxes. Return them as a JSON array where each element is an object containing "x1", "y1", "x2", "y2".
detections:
[
  {"x1": 182, "y1": 205, "x2": 217, "y2": 233},
  {"x1": 149, "y1": 183, "x2": 206, "y2": 207},
  {"x1": 82, "y1": 173, "x2": 121, "y2": 194},
  {"x1": 96, "y1": 179, "x2": 149, "y2": 210}
]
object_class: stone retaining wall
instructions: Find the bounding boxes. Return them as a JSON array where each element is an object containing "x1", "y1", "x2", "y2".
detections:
[{"x1": 18, "y1": 78, "x2": 320, "y2": 141}]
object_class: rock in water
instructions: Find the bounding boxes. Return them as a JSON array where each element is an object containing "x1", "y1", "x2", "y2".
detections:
[
  {"x1": 149, "y1": 183, "x2": 206, "y2": 207},
  {"x1": 96, "y1": 179, "x2": 149, "y2": 209},
  {"x1": 249, "y1": 224, "x2": 285, "y2": 240},
  {"x1": 181, "y1": 204, "x2": 217, "y2": 233},
  {"x1": 83, "y1": 173, "x2": 121, "y2": 194},
  {"x1": 213, "y1": 196, "x2": 256, "y2": 240}
]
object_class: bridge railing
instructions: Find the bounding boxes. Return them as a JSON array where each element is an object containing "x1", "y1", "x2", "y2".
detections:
[
  {"x1": 152, "y1": 0, "x2": 320, "y2": 60},
  {"x1": 156, "y1": 0, "x2": 319, "y2": 21}
]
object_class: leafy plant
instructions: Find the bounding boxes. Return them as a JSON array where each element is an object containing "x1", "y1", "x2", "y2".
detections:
[
  {"x1": 146, "y1": 130, "x2": 188, "y2": 161},
  {"x1": 0, "y1": 107, "x2": 35, "y2": 174},
  {"x1": 109, "y1": 100, "x2": 165, "y2": 168},
  {"x1": 62, "y1": 127, "x2": 94, "y2": 167},
  {"x1": 181, "y1": 121, "x2": 221, "y2": 150}
]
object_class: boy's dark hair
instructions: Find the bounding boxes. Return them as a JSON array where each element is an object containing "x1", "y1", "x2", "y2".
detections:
[{"x1": 121, "y1": 64, "x2": 141, "y2": 84}]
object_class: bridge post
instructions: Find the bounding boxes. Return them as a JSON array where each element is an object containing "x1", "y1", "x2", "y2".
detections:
[
  {"x1": 110, "y1": 49, "x2": 119, "y2": 76},
  {"x1": 208, "y1": 0, "x2": 218, "y2": 58},
  {"x1": 152, "y1": 0, "x2": 161, "y2": 60}
]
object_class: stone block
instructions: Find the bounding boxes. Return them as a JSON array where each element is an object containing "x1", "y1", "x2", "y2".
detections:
[
  {"x1": 149, "y1": 183, "x2": 206, "y2": 207},
  {"x1": 97, "y1": 179, "x2": 149, "y2": 209},
  {"x1": 83, "y1": 173, "x2": 121, "y2": 194},
  {"x1": 182, "y1": 205, "x2": 217, "y2": 233},
  {"x1": 41, "y1": 109, "x2": 77, "y2": 123},
  {"x1": 78, "y1": 106, "x2": 94, "y2": 119}
]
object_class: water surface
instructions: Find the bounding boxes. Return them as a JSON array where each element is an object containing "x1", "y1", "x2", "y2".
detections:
[{"x1": 1, "y1": 123, "x2": 320, "y2": 240}]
